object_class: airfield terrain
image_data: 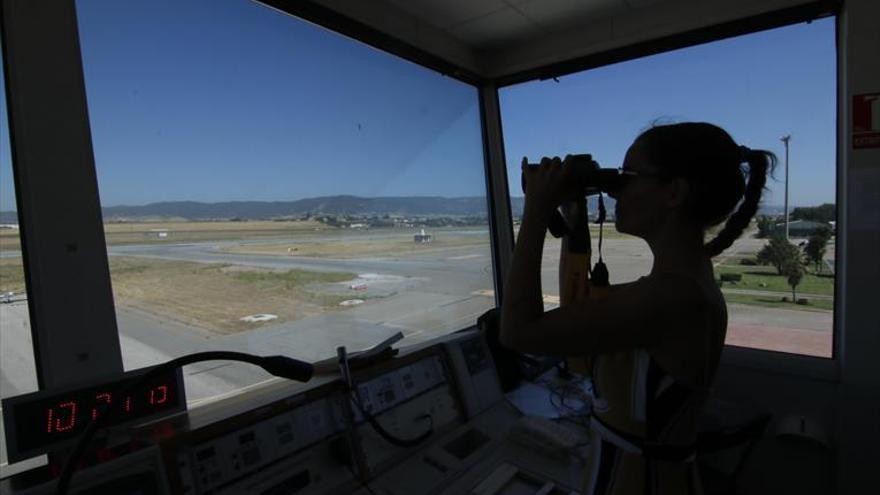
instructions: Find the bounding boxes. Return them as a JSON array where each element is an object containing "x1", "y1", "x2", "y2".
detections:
[{"x1": 1, "y1": 221, "x2": 833, "y2": 404}]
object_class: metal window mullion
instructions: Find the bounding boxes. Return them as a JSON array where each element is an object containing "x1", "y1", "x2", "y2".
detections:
[
  {"x1": 478, "y1": 85, "x2": 514, "y2": 306},
  {"x1": 1, "y1": 0, "x2": 122, "y2": 390}
]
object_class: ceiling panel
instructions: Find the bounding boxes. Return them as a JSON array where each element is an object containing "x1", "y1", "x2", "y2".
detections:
[
  {"x1": 449, "y1": 6, "x2": 541, "y2": 48},
  {"x1": 514, "y1": 0, "x2": 628, "y2": 32},
  {"x1": 387, "y1": 0, "x2": 509, "y2": 30},
  {"x1": 306, "y1": 0, "x2": 826, "y2": 80}
]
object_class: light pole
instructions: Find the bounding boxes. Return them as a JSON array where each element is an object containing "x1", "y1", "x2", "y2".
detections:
[{"x1": 781, "y1": 135, "x2": 791, "y2": 240}]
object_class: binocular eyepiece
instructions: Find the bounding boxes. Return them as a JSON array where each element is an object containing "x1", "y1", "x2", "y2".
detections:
[{"x1": 520, "y1": 154, "x2": 627, "y2": 196}]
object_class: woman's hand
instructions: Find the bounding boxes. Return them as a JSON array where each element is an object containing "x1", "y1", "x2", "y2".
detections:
[{"x1": 521, "y1": 155, "x2": 581, "y2": 217}]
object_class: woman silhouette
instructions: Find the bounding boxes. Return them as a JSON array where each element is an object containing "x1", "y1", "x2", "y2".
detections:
[{"x1": 500, "y1": 122, "x2": 775, "y2": 494}]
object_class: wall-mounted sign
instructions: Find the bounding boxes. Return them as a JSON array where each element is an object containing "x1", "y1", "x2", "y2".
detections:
[{"x1": 853, "y1": 93, "x2": 880, "y2": 149}]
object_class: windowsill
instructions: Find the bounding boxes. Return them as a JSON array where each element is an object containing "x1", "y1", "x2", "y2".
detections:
[
  {"x1": 720, "y1": 344, "x2": 839, "y2": 382},
  {"x1": 0, "y1": 454, "x2": 47, "y2": 481}
]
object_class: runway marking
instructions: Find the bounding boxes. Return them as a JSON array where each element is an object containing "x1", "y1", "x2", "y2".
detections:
[
  {"x1": 447, "y1": 254, "x2": 482, "y2": 260},
  {"x1": 471, "y1": 289, "x2": 559, "y2": 305},
  {"x1": 188, "y1": 363, "x2": 234, "y2": 375}
]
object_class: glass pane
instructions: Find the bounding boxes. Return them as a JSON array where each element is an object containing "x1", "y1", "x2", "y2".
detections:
[
  {"x1": 1, "y1": 48, "x2": 39, "y2": 465},
  {"x1": 75, "y1": 0, "x2": 493, "y2": 402},
  {"x1": 500, "y1": 19, "x2": 836, "y2": 358}
]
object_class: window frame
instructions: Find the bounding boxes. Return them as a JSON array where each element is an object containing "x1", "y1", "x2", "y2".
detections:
[
  {"x1": 0, "y1": 0, "x2": 844, "y2": 412},
  {"x1": 490, "y1": 2, "x2": 842, "y2": 380}
]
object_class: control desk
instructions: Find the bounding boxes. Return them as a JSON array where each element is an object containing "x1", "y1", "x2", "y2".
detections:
[{"x1": 1, "y1": 329, "x2": 588, "y2": 495}]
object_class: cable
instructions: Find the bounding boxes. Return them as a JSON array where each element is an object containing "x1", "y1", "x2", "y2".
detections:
[
  {"x1": 56, "y1": 351, "x2": 313, "y2": 495},
  {"x1": 592, "y1": 193, "x2": 610, "y2": 287},
  {"x1": 348, "y1": 391, "x2": 434, "y2": 448},
  {"x1": 538, "y1": 376, "x2": 593, "y2": 430},
  {"x1": 336, "y1": 346, "x2": 433, "y2": 449},
  {"x1": 597, "y1": 192, "x2": 606, "y2": 256},
  {"x1": 345, "y1": 464, "x2": 378, "y2": 495}
]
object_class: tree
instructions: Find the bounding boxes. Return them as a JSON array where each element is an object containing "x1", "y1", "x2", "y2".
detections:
[
  {"x1": 756, "y1": 215, "x2": 775, "y2": 239},
  {"x1": 804, "y1": 227, "x2": 833, "y2": 273},
  {"x1": 791, "y1": 203, "x2": 836, "y2": 223},
  {"x1": 756, "y1": 234, "x2": 801, "y2": 275},
  {"x1": 782, "y1": 257, "x2": 805, "y2": 302}
]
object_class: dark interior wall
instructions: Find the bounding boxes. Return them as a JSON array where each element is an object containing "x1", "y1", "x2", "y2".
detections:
[
  {"x1": 711, "y1": 1, "x2": 880, "y2": 492},
  {"x1": 835, "y1": 0, "x2": 880, "y2": 491}
]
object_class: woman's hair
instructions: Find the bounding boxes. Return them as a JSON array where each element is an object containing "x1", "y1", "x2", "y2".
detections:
[{"x1": 634, "y1": 122, "x2": 776, "y2": 257}]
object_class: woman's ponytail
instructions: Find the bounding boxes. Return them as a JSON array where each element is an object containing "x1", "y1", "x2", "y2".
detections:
[{"x1": 704, "y1": 147, "x2": 776, "y2": 257}]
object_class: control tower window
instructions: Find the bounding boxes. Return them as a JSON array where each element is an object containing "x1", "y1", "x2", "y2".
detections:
[
  {"x1": 500, "y1": 18, "x2": 837, "y2": 359},
  {"x1": 74, "y1": 0, "x2": 493, "y2": 402},
  {"x1": 1, "y1": 47, "x2": 39, "y2": 468}
]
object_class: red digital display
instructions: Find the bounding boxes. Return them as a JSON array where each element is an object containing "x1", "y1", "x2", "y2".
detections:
[{"x1": 1, "y1": 368, "x2": 184, "y2": 463}]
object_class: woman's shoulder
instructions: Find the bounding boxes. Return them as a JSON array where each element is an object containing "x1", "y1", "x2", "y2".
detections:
[
  {"x1": 608, "y1": 272, "x2": 723, "y2": 320},
  {"x1": 638, "y1": 271, "x2": 726, "y2": 336},
  {"x1": 638, "y1": 271, "x2": 721, "y2": 302}
]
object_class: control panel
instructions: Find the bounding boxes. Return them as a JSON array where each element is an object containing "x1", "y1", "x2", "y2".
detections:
[
  {"x1": 351, "y1": 353, "x2": 463, "y2": 475},
  {"x1": 1, "y1": 329, "x2": 588, "y2": 495},
  {"x1": 175, "y1": 395, "x2": 350, "y2": 494}
]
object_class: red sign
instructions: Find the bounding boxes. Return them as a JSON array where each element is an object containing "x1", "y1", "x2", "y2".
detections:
[{"x1": 853, "y1": 93, "x2": 880, "y2": 149}]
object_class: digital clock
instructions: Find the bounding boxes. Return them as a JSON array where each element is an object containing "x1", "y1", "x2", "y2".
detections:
[{"x1": 1, "y1": 366, "x2": 185, "y2": 463}]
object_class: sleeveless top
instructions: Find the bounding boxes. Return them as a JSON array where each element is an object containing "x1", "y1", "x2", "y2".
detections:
[{"x1": 582, "y1": 276, "x2": 725, "y2": 495}]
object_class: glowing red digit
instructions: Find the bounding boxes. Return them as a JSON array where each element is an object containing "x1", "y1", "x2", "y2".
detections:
[
  {"x1": 150, "y1": 385, "x2": 168, "y2": 405},
  {"x1": 55, "y1": 401, "x2": 77, "y2": 432},
  {"x1": 124, "y1": 396, "x2": 132, "y2": 413},
  {"x1": 92, "y1": 392, "x2": 112, "y2": 420},
  {"x1": 47, "y1": 408, "x2": 54, "y2": 433}
]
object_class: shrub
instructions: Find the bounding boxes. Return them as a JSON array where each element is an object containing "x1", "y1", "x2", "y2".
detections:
[
  {"x1": 720, "y1": 273, "x2": 742, "y2": 283},
  {"x1": 796, "y1": 298, "x2": 810, "y2": 305},
  {"x1": 739, "y1": 258, "x2": 758, "y2": 266}
]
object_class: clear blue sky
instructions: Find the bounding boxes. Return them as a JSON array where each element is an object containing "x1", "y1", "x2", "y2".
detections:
[
  {"x1": 1, "y1": 1, "x2": 836, "y2": 212},
  {"x1": 501, "y1": 17, "x2": 836, "y2": 208}
]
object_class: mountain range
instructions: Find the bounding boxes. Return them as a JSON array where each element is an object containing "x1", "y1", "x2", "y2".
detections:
[{"x1": 0, "y1": 195, "x2": 799, "y2": 224}]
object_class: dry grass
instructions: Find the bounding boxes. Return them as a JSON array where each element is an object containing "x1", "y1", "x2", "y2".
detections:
[
  {"x1": 0, "y1": 220, "x2": 337, "y2": 250},
  {"x1": 1, "y1": 255, "x2": 360, "y2": 332},
  {"x1": 0, "y1": 258, "x2": 26, "y2": 293},
  {"x1": 103, "y1": 219, "x2": 333, "y2": 246},
  {"x1": 102, "y1": 219, "x2": 327, "y2": 233},
  {"x1": 107, "y1": 256, "x2": 356, "y2": 334},
  {"x1": 0, "y1": 230, "x2": 20, "y2": 252},
  {"x1": 223, "y1": 233, "x2": 490, "y2": 258}
]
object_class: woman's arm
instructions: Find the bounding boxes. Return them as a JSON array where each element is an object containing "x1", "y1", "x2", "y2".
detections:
[
  {"x1": 503, "y1": 269, "x2": 704, "y2": 356},
  {"x1": 499, "y1": 157, "x2": 697, "y2": 356},
  {"x1": 500, "y1": 156, "x2": 575, "y2": 349},
  {"x1": 500, "y1": 200, "x2": 552, "y2": 348}
]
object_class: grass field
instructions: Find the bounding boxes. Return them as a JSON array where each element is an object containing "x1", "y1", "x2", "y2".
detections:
[
  {"x1": 715, "y1": 264, "x2": 834, "y2": 296},
  {"x1": 715, "y1": 262, "x2": 834, "y2": 312},
  {"x1": 0, "y1": 230, "x2": 22, "y2": 253},
  {"x1": 3, "y1": 255, "x2": 361, "y2": 332},
  {"x1": 223, "y1": 233, "x2": 490, "y2": 258},
  {"x1": 0, "y1": 220, "x2": 335, "y2": 251},
  {"x1": 106, "y1": 256, "x2": 357, "y2": 334},
  {"x1": 0, "y1": 258, "x2": 26, "y2": 293},
  {"x1": 722, "y1": 292, "x2": 835, "y2": 312},
  {"x1": 0, "y1": 220, "x2": 637, "y2": 253}
]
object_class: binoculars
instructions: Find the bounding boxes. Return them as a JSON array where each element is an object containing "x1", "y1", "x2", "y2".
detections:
[
  {"x1": 520, "y1": 154, "x2": 622, "y2": 238},
  {"x1": 520, "y1": 154, "x2": 628, "y2": 197}
]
